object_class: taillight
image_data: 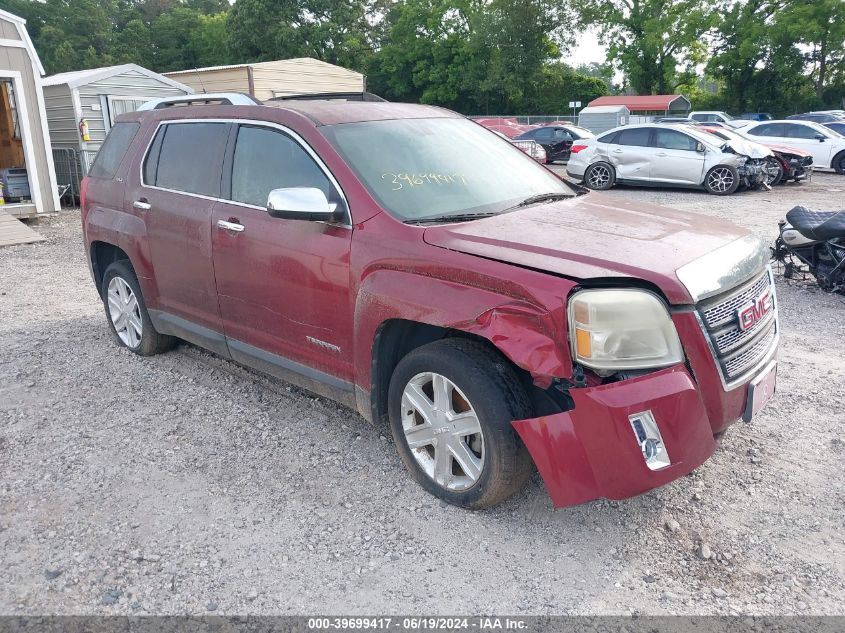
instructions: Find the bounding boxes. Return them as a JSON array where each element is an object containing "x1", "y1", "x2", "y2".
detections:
[
  {"x1": 80, "y1": 176, "x2": 90, "y2": 210},
  {"x1": 571, "y1": 144, "x2": 589, "y2": 154}
]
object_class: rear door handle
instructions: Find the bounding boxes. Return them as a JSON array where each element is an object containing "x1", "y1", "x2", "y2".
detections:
[
  {"x1": 217, "y1": 219, "x2": 245, "y2": 233},
  {"x1": 655, "y1": 152, "x2": 667, "y2": 157},
  {"x1": 133, "y1": 200, "x2": 151, "y2": 211},
  {"x1": 612, "y1": 149, "x2": 623, "y2": 153}
]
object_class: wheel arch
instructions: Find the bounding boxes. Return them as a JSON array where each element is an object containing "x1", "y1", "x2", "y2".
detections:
[{"x1": 90, "y1": 241, "x2": 132, "y2": 296}]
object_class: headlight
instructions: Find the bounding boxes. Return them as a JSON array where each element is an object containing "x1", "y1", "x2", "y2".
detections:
[{"x1": 568, "y1": 289, "x2": 683, "y2": 372}]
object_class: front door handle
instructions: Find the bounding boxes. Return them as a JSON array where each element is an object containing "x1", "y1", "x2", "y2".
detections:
[
  {"x1": 612, "y1": 149, "x2": 623, "y2": 153},
  {"x1": 217, "y1": 219, "x2": 245, "y2": 233},
  {"x1": 133, "y1": 199, "x2": 151, "y2": 211},
  {"x1": 655, "y1": 152, "x2": 667, "y2": 157}
]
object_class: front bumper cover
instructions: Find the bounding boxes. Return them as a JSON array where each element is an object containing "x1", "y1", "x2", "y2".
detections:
[{"x1": 512, "y1": 365, "x2": 717, "y2": 508}]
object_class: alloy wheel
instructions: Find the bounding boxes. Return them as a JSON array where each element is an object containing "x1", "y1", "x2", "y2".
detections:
[
  {"x1": 707, "y1": 167, "x2": 735, "y2": 193},
  {"x1": 400, "y1": 372, "x2": 484, "y2": 491},
  {"x1": 107, "y1": 276, "x2": 143, "y2": 348},
  {"x1": 587, "y1": 164, "x2": 611, "y2": 188}
]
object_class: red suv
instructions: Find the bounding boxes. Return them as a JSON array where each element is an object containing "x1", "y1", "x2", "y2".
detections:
[{"x1": 81, "y1": 94, "x2": 779, "y2": 509}]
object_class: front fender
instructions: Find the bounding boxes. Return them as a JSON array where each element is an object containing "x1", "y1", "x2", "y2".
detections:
[{"x1": 353, "y1": 268, "x2": 573, "y2": 392}]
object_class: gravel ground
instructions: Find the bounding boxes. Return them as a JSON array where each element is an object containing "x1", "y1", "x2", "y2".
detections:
[{"x1": 1, "y1": 173, "x2": 844, "y2": 616}]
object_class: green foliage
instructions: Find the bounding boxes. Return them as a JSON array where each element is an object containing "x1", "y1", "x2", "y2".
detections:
[{"x1": 0, "y1": 0, "x2": 841, "y2": 114}]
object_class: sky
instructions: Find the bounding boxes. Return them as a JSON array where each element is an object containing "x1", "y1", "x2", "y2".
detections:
[{"x1": 568, "y1": 29, "x2": 607, "y2": 67}]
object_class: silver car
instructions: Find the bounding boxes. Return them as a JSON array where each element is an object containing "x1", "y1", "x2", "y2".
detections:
[{"x1": 566, "y1": 124, "x2": 776, "y2": 195}]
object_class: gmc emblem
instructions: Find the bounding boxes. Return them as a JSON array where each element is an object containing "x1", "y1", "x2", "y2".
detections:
[{"x1": 736, "y1": 291, "x2": 772, "y2": 331}]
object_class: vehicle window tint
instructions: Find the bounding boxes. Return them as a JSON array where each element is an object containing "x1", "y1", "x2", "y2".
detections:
[
  {"x1": 615, "y1": 127, "x2": 652, "y2": 147},
  {"x1": 533, "y1": 128, "x2": 553, "y2": 139},
  {"x1": 597, "y1": 131, "x2": 618, "y2": 143},
  {"x1": 152, "y1": 122, "x2": 227, "y2": 196},
  {"x1": 553, "y1": 129, "x2": 572, "y2": 140},
  {"x1": 89, "y1": 122, "x2": 139, "y2": 179},
  {"x1": 747, "y1": 123, "x2": 785, "y2": 137},
  {"x1": 143, "y1": 126, "x2": 165, "y2": 185},
  {"x1": 782, "y1": 124, "x2": 820, "y2": 139},
  {"x1": 653, "y1": 129, "x2": 697, "y2": 151},
  {"x1": 230, "y1": 125, "x2": 331, "y2": 208}
]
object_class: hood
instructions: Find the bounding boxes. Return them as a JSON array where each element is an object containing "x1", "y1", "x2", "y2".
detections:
[
  {"x1": 722, "y1": 139, "x2": 774, "y2": 159},
  {"x1": 762, "y1": 143, "x2": 812, "y2": 158},
  {"x1": 422, "y1": 194, "x2": 755, "y2": 304}
]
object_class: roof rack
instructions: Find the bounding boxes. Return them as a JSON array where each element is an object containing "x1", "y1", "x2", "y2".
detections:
[
  {"x1": 269, "y1": 91, "x2": 387, "y2": 103},
  {"x1": 138, "y1": 92, "x2": 261, "y2": 111}
]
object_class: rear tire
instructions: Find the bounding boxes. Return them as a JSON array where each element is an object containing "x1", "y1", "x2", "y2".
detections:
[
  {"x1": 704, "y1": 165, "x2": 740, "y2": 195},
  {"x1": 388, "y1": 339, "x2": 534, "y2": 509},
  {"x1": 584, "y1": 162, "x2": 615, "y2": 190},
  {"x1": 101, "y1": 260, "x2": 175, "y2": 356}
]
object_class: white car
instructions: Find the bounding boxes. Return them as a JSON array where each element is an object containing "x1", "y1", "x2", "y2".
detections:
[
  {"x1": 690, "y1": 111, "x2": 734, "y2": 124},
  {"x1": 566, "y1": 123, "x2": 775, "y2": 195},
  {"x1": 742, "y1": 120, "x2": 845, "y2": 173}
]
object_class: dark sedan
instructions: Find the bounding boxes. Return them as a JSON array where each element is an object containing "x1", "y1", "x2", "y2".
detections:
[
  {"x1": 786, "y1": 112, "x2": 845, "y2": 123},
  {"x1": 825, "y1": 122, "x2": 845, "y2": 136},
  {"x1": 514, "y1": 126, "x2": 578, "y2": 163}
]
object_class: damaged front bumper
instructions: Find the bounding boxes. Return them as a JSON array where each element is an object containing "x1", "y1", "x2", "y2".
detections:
[
  {"x1": 738, "y1": 160, "x2": 772, "y2": 187},
  {"x1": 512, "y1": 365, "x2": 717, "y2": 508}
]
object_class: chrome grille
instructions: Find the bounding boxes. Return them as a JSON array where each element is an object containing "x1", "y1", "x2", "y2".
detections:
[
  {"x1": 701, "y1": 273, "x2": 769, "y2": 329},
  {"x1": 697, "y1": 269, "x2": 778, "y2": 386}
]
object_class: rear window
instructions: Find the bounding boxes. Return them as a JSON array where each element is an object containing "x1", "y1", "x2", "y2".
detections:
[
  {"x1": 143, "y1": 122, "x2": 228, "y2": 197},
  {"x1": 88, "y1": 122, "x2": 139, "y2": 179}
]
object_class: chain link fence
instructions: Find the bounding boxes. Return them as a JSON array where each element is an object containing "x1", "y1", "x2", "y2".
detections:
[
  {"x1": 53, "y1": 148, "x2": 98, "y2": 207},
  {"x1": 469, "y1": 115, "x2": 580, "y2": 125}
]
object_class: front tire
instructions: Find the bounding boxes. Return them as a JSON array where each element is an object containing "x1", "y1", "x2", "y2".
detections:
[
  {"x1": 766, "y1": 157, "x2": 784, "y2": 186},
  {"x1": 704, "y1": 165, "x2": 740, "y2": 195},
  {"x1": 833, "y1": 151, "x2": 845, "y2": 175},
  {"x1": 388, "y1": 339, "x2": 534, "y2": 509},
  {"x1": 584, "y1": 162, "x2": 615, "y2": 190},
  {"x1": 101, "y1": 260, "x2": 175, "y2": 356}
]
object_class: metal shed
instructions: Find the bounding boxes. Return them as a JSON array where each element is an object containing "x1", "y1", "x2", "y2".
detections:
[
  {"x1": 0, "y1": 9, "x2": 59, "y2": 221},
  {"x1": 164, "y1": 58, "x2": 365, "y2": 101},
  {"x1": 42, "y1": 64, "x2": 192, "y2": 201},
  {"x1": 578, "y1": 105, "x2": 631, "y2": 134}
]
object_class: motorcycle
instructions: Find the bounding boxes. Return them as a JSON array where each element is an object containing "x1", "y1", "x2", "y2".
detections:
[{"x1": 772, "y1": 206, "x2": 845, "y2": 293}]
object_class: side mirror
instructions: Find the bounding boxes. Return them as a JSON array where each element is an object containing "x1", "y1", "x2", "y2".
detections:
[
  {"x1": 696, "y1": 142, "x2": 706, "y2": 153},
  {"x1": 815, "y1": 133, "x2": 826, "y2": 142},
  {"x1": 267, "y1": 187, "x2": 338, "y2": 221}
]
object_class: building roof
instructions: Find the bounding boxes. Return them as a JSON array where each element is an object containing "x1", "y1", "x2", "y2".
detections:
[
  {"x1": 43, "y1": 63, "x2": 192, "y2": 92},
  {"x1": 579, "y1": 105, "x2": 631, "y2": 114},
  {"x1": 165, "y1": 58, "x2": 364, "y2": 79},
  {"x1": 0, "y1": 9, "x2": 45, "y2": 76},
  {"x1": 588, "y1": 95, "x2": 691, "y2": 112}
]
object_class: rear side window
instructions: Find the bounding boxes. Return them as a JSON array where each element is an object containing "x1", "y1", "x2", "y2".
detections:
[
  {"x1": 615, "y1": 127, "x2": 652, "y2": 147},
  {"x1": 89, "y1": 122, "x2": 139, "y2": 179},
  {"x1": 597, "y1": 131, "x2": 618, "y2": 143},
  {"x1": 229, "y1": 125, "x2": 331, "y2": 207},
  {"x1": 747, "y1": 123, "x2": 785, "y2": 137},
  {"x1": 144, "y1": 122, "x2": 228, "y2": 197}
]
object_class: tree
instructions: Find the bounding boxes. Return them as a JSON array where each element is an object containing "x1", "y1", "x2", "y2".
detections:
[
  {"x1": 577, "y1": 0, "x2": 715, "y2": 94},
  {"x1": 780, "y1": 0, "x2": 845, "y2": 99}
]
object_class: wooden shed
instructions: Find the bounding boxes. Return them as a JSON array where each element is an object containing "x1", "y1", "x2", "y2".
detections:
[
  {"x1": 164, "y1": 58, "x2": 365, "y2": 101},
  {"x1": 42, "y1": 64, "x2": 192, "y2": 200},
  {"x1": 0, "y1": 9, "x2": 59, "y2": 221}
]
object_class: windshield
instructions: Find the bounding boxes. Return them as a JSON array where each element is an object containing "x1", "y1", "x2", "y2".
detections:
[{"x1": 320, "y1": 117, "x2": 573, "y2": 222}]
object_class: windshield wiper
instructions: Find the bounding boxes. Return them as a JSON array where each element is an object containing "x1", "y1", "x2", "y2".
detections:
[
  {"x1": 405, "y1": 212, "x2": 499, "y2": 225},
  {"x1": 504, "y1": 192, "x2": 574, "y2": 211}
]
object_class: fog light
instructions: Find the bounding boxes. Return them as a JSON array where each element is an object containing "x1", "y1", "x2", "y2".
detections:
[{"x1": 628, "y1": 410, "x2": 671, "y2": 471}]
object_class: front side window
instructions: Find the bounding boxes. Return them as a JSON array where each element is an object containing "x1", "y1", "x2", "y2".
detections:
[
  {"x1": 229, "y1": 125, "x2": 331, "y2": 207},
  {"x1": 782, "y1": 124, "x2": 821, "y2": 140},
  {"x1": 321, "y1": 117, "x2": 572, "y2": 222},
  {"x1": 145, "y1": 122, "x2": 228, "y2": 196},
  {"x1": 653, "y1": 129, "x2": 697, "y2": 151},
  {"x1": 615, "y1": 127, "x2": 652, "y2": 147},
  {"x1": 89, "y1": 122, "x2": 139, "y2": 179}
]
